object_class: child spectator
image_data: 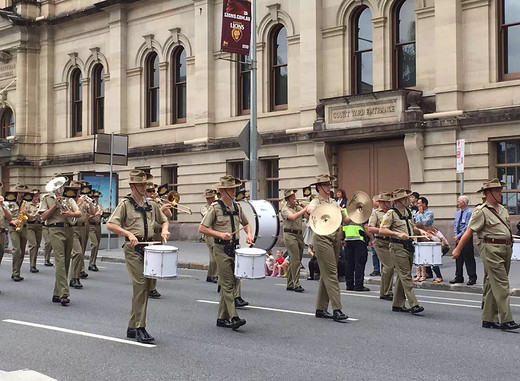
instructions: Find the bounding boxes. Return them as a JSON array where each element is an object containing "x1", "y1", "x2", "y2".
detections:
[
  {"x1": 272, "y1": 249, "x2": 288, "y2": 277},
  {"x1": 265, "y1": 250, "x2": 274, "y2": 276}
]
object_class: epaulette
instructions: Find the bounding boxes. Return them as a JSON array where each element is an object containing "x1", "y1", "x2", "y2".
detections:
[
  {"x1": 210, "y1": 201, "x2": 219, "y2": 207},
  {"x1": 475, "y1": 203, "x2": 485, "y2": 210}
]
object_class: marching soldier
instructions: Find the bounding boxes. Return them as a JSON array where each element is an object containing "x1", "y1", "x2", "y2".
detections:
[
  {"x1": 5, "y1": 184, "x2": 30, "y2": 281},
  {"x1": 453, "y1": 178, "x2": 520, "y2": 330},
  {"x1": 306, "y1": 174, "x2": 349, "y2": 322},
  {"x1": 366, "y1": 192, "x2": 394, "y2": 300},
  {"x1": 87, "y1": 190, "x2": 103, "y2": 272},
  {"x1": 199, "y1": 175, "x2": 253, "y2": 330},
  {"x1": 379, "y1": 189, "x2": 428, "y2": 314},
  {"x1": 0, "y1": 189, "x2": 13, "y2": 266},
  {"x1": 26, "y1": 189, "x2": 43, "y2": 273},
  {"x1": 78, "y1": 182, "x2": 94, "y2": 279},
  {"x1": 280, "y1": 189, "x2": 308, "y2": 293},
  {"x1": 107, "y1": 170, "x2": 170, "y2": 343},
  {"x1": 201, "y1": 189, "x2": 218, "y2": 284},
  {"x1": 42, "y1": 224, "x2": 54, "y2": 267},
  {"x1": 39, "y1": 175, "x2": 81, "y2": 306}
]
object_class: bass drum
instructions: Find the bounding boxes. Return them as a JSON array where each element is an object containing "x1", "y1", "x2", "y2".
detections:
[{"x1": 238, "y1": 199, "x2": 280, "y2": 251}]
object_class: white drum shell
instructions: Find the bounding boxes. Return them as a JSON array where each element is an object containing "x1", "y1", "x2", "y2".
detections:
[
  {"x1": 144, "y1": 245, "x2": 178, "y2": 279},
  {"x1": 512, "y1": 239, "x2": 520, "y2": 261},
  {"x1": 414, "y1": 242, "x2": 442, "y2": 265},
  {"x1": 238, "y1": 200, "x2": 279, "y2": 251},
  {"x1": 234, "y1": 247, "x2": 266, "y2": 279}
]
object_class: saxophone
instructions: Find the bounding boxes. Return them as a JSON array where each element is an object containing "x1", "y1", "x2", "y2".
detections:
[{"x1": 15, "y1": 201, "x2": 28, "y2": 232}]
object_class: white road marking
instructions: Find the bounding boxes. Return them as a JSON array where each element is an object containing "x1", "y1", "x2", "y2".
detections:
[
  {"x1": 196, "y1": 300, "x2": 359, "y2": 321},
  {"x1": 3, "y1": 319, "x2": 156, "y2": 348}
]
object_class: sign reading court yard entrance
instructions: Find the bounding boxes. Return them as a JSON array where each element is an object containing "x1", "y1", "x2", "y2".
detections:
[{"x1": 328, "y1": 99, "x2": 399, "y2": 124}]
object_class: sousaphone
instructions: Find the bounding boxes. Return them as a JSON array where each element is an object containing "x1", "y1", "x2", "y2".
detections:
[
  {"x1": 346, "y1": 191, "x2": 373, "y2": 224},
  {"x1": 309, "y1": 203, "x2": 342, "y2": 236}
]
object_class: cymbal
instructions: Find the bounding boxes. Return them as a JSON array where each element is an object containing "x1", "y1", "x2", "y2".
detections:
[
  {"x1": 346, "y1": 191, "x2": 373, "y2": 224},
  {"x1": 309, "y1": 203, "x2": 342, "y2": 236}
]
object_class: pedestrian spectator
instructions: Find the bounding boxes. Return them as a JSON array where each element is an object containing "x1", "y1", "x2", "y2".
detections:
[
  {"x1": 335, "y1": 189, "x2": 347, "y2": 209},
  {"x1": 271, "y1": 249, "x2": 287, "y2": 277},
  {"x1": 265, "y1": 250, "x2": 274, "y2": 276},
  {"x1": 307, "y1": 245, "x2": 319, "y2": 280},
  {"x1": 450, "y1": 195, "x2": 477, "y2": 285},
  {"x1": 409, "y1": 192, "x2": 420, "y2": 215}
]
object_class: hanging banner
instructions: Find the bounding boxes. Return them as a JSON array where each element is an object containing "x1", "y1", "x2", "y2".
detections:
[
  {"x1": 456, "y1": 139, "x2": 465, "y2": 174},
  {"x1": 220, "y1": 0, "x2": 252, "y2": 56}
]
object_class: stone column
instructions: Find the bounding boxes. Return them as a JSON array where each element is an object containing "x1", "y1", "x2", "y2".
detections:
[
  {"x1": 39, "y1": 26, "x2": 55, "y2": 156},
  {"x1": 372, "y1": 17, "x2": 387, "y2": 92}
]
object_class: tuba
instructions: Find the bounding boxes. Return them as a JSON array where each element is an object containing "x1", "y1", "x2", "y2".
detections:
[{"x1": 45, "y1": 177, "x2": 77, "y2": 225}]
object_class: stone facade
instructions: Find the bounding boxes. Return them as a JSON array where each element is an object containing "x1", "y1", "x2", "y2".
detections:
[{"x1": 0, "y1": 0, "x2": 519, "y2": 239}]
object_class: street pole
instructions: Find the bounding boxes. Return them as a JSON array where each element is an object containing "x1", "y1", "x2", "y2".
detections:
[
  {"x1": 460, "y1": 172, "x2": 464, "y2": 196},
  {"x1": 107, "y1": 132, "x2": 114, "y2": 250},
  {"x1": 249, "y1": 0, "x2": 258, "y2": 200}
]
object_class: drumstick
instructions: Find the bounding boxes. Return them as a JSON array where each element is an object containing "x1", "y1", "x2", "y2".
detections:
[
  {"x1": 136, "y1": 241, "x2": 162, "y2": 245},
  {"x1": 512, "y1": 235, "x2": 520, "y2": 239},
  {"x1": 231, "y1": 227, "x2": 246, "y2": 235},
  {"x1": 408, "y1": 235, "x2": 431, "y2": 240}
]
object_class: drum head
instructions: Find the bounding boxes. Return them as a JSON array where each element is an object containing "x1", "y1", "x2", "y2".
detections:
[{"x1": 238, "y1": 199, "x2": 279, "y2": 251}]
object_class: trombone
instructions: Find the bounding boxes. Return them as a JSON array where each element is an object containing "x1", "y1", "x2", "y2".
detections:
[{"x1": 159, "y1": 190, "x2": 192, "y2": 215}]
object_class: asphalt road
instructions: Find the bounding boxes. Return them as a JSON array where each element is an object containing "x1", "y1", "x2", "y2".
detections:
[{"x1": 0, "y1": 257, "x2": 519, "y2": 381}]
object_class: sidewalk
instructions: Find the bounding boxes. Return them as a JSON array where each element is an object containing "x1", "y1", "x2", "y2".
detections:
[{"x1": 87, "y1": 241, "x2": 520, "y2": 296}]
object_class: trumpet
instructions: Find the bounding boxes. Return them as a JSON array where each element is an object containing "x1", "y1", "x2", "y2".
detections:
[{"x1": 159, "y1": 191, "x2": 192, "y2": 215}]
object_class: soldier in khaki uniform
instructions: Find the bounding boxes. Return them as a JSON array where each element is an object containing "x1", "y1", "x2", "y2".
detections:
[
  {"x1": 366, "y1": 192, "x2": 394, "y2": 300},
  {"x1": 453, "y1": 178, "x2": 520, "y2": 330},
  {"x1": 199, "y1": 175, "x2": 253, "y2": 330},
  {"x1": 26, "y1": 189, "x2": 44, "y2": 273},
  {"x1": 0, "y1": 191, "x2": 13, "y2": 266},
  {"x1": 379, "y1": 189, "x2": 428, "y2": 314},
  {"x1": 42, "y1": 225, "x2": 54, "y2": 266},
  {"x1": 107, "y1": 170, "x2": 169, "y2": 343},
  {"x1": 280, "y1": 189, "x2": 308, "y2": 293},
  {"x1": 5, "y1": 184, "x2": 31, "y2": 282},
  {"x1": 306, "y1": 174, "x2": 348, "y2": 322},
  {"x1": 201, "y1": 189, "x2": 218, "y2": 283},
  {"x1": 39, "y1": 176, "x2": 82, "y2": 306},
  {"x1": 87, "y1": 190, "x2": 103, "y2": 272}
]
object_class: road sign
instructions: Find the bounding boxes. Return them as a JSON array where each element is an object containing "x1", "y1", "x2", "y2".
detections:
[
  {"x1": 93, "y1": 133, "x2": 128, "y2": 165},
  {"x1": 237, "y1": 122, "x2": 262, "y2": 158},
  {"x1": 456, "y1": 139, "x2": 465, "y2": 174}
]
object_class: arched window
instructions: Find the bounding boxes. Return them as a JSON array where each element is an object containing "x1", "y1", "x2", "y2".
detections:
[
  {"x1": 0, "y1": 107, "x2": 14, "y2": 138},
  {"x1": 238, "y1": 54, "x2": 251, "y2": 115},
  {"x1": 92, "y1": 64, "x2": 105, "y2": 134},
  {"x1": 499, "y1": 0, "x2": 520, "y2": 81},
  {"x1": 393, "y1": 0, "x2": 416, "y2": 88},
  {"x1": 70, "y1": 68, "x2": 82, "y2": 136},
  {"x1": 172, "y1": 47, "x2": 186, "y2": 124},
  {"x1": 146, "y1": 52, "x2": 160, "y2": 127},
  {"x1": 270, "y1": 25, "x2": 288, "y2": 111},
  {"x1": 352, "y1": 6, "x2": 373, "y2": 94}
]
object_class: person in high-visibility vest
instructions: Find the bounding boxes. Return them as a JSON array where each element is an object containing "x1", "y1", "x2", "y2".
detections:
[{"x1": 343, "y1": 208, "x2": 370, "y2": 292}]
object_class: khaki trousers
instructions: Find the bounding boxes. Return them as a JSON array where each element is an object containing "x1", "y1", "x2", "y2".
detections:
[
  {"x1": 0, "y1": 230, "x2": 5, "y2": 265},
  {"x1": 49, "y1": 226, "x2": 73, "y2": 298},
  {"x1": 124, "y1": 243, "x2": 152, "y2": 328},
  {"x1": 9, "y1": 227, "x2": 28, "y2": 277},
  {"x1": 204, "y1": 235, "x2": 217, "y2": 278},
  {"x1": 313, "y1": 230, "x2": 343, "y2": 311},
  {"x1": 27, "y1": 223, "x2": 43, "y2": 268},
  {"x1": 479, "y1": 242, "x2": 513, "y2": 323},
  {"x1": 71, "y1": 225, "x2": 88, "y2": 279},
  {"x1": 214, "y1": 244, "x2": 240, "y2": 319},
  {"x1": 375, "y1": 239, "x2": 394, "y2": 298},
  {"x1": 391, "y1": 243, "x2": 418, "y2": 308},
  {"x1": 88, "y1": 223, "x2": 101, "y2": 266},
  {"x1": 42, "y1": 226, "x2": 52, "y2": 262},
  {"x1": 283, "y1": 232, "x2": 304, "y2": 289}
]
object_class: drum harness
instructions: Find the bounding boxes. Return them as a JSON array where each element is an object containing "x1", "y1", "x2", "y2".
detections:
[
  {"x1": 123, "y1": 196, "x2": 152, "y2": 255},
  {"x1": 389, "y1": 207, "x2": 415, "y2": 254},
  {"x1": 214, "y1": 199, "x2": 240, "y2": 257}
]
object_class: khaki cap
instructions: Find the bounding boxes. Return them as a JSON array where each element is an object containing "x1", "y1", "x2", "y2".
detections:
[
  {"x1": 129, "y1": 170, "x2": 150, "y2": 184},
  {"x1": 310, "y1": 174, "x2": 336, "y2": 186},
  {"x1": 31, "y1": 188, "x2": 40, "y2": 194},
  {"x1": 213, "y1": 175, "x2": 242, "y2": 189},
  {"x1": 375, "y1": 192, "x2": 392, "y2": 202},
  {"x1": 478, "y1": 178, "x2": 506, "y2": 192},
  {"x1": 390, "y1": 188, "x2": 413, "y2": 201},
  {"x1": 13, "y1": 184, "x2": 29, "y2": 192},
  {"x1": 203, "y1": 189, "x2": 217, "y2": 198},
  {"x1": 280, "y1": 189, "x2": 298, "y2": 200}
]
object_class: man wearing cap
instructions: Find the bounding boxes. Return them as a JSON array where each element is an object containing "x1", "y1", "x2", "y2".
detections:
[
  {"x1": 26, "y1": 189, "x2": 43, "y2": 273},
  {"x1": 379, "y1": 189, "x2": 428, "y2": 314},
  {"x1": 5, "y1": 184, "x2": 31, "y2": 281},
  {"x1": 453, "y1": 179, "x2": 520, "y2": 330},
  {"x1": 0, "y1": 190, "x2": 13, "y2": 266},
  {"x1": 199, "y1": 175, "x2": 254, "y2": 330},
  {"x1": 107, "y1": 170, "x2": 170, "y2": 343},
  {"x1": 39, "y1": 177, "x2": 82, "y2": 306},
  {"x1": 201, "y1": 189, "x2": 218, "y2": 284},
  {"x1": 281, "y1": 189, "x2": 308, "y2": 293},
  {"x1": 366, "y1": 192, "x2": 394, "y2": 300},
  {"x1": 306, "y1": 174, "x2": 349, "y2": 322},
  {"x1": 87, "y1": 191, "x2": 104, "y2": 272}
]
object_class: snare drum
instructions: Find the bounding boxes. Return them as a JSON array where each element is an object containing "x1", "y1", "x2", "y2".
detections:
[
  {"x1": 238, "y1": 200, "x2": 279, "y2": 251},
  {"x1": 234, "y1": 247, "x2": 266, "y2": 279},
  {"x1": 512, "y1": 239, "x2": 520, "y2": 261},
  {"x1": 144, "y1": 245, "x2": 178, "y2": 279},
  {"x1": 414, "y1": 242, "x2": 442, "y2": 265}
]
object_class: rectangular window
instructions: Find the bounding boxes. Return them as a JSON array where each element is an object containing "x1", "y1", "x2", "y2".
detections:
[
  {"x1": 499, "y1": 0, "x2": 520, "y2": 80},
  {"x1": 238, "y1": 55, "x2": 251, "y2": 115},
  {"x1": 263, "y1": 158, "x2": 279, "y2": 210},
  {"x1": 496, "y1": 140, "x2": 520, "y2": 214},
  {"x1": 227, "y1": 160, "x2": 244, "y2": 181}
]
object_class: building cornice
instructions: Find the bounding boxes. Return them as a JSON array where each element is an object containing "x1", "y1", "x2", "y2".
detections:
[{"x1": 461, "y1": 0, "x2": 490, "y2": 11}]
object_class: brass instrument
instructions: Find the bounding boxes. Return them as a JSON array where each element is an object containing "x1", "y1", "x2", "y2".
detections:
[
  {"x1": 45, "y1": 177, "x2": 77, "y2": 225},
  {"x1": 15, "y1": 200, "x2": 28, "y2": 232},
  {"x1": 159, "y1": 190, "x2": 192, "y2": 215},
  {"x1": 346, "y1": 191, "x2": 373, "y2": 224}
]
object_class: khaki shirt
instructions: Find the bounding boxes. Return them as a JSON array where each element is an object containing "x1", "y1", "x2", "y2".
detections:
[
  {"x1": 39, "y1": 195, "x2": 80, "y2": 225},
  {"x1": 75, "y1": 199, "x2": 90, "y2": 224},
  {"x1": 380, "y1": 206, "x2": 414, "y2": 235},
  {"x1": 90, "y1": 203, "x2": 103, "y2": 224},
  {"x1": 308, "y1": 195, "x2": 346, "y2": 237},
  {"x1": 281, "y1": 202, "x2": 304, "y2": 231},
  {"x1": 26, "y1": 203, "x2": 41, "y2": 223},
  {"x1": 368, "y1": 208, "x2": 387, "y2": 229},
  {"x1": 468, "y1": 201, "x2": 512, "y2": 239},
  {"x1": 108, "y1": 196, "x2": 167, "y2": 239},
  {"x1": 0, "y1": 205, "x2": 7, "y2": 228},
  {"x1": 201, "y1": 200, "x2": 248, "y2": 241},
  {"x1": 6, "y1": 200, "x2": 22, "y2": 219},
  {"x1": 201, "y1": 204, "x2": 210, "y2": 217}
]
